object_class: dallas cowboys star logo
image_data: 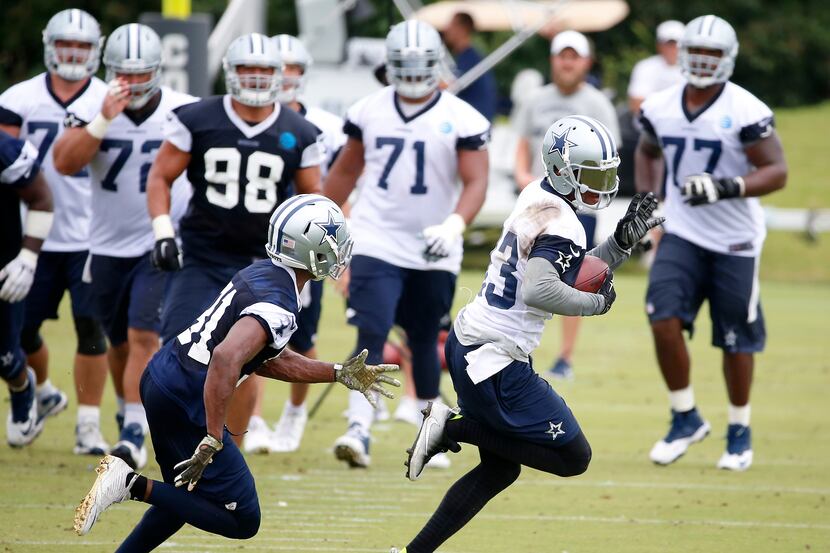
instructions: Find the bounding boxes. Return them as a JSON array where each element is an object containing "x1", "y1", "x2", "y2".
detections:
[
  {"x1": 548, "y1": 128, "x2": 577, "y2": 157},
  {"x1": 546, "y1": 421, "x2": 565, "y2": 441},
  {"x1": 554, "y1": 251, "x2": 572, "y2": 271},
  {"x1": 0, "y1": 351, "x2": 13, "y2": 367},
  {"x1": 314, "y1": 213, "x2": 341, "y2": 245}
]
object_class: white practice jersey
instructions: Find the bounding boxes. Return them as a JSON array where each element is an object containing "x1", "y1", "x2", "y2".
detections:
[
  {"x1": 70, "y1": 87, "x2": 198, "y2": 257},
  {"x1": 344, "y1": 87, "x2": 490, "y2": 273},
  {"x1": 455, "y1": 178, "x2": 587, "y2": 381},
  {"x1": 640, "y1": 82, "x2": 774, "y2": 256},
  {"x1": 301, "y1": 104, "x2": 345, "y2": 177},
  {"x1": 0, "y1": 73, "x2": 108, "y2": 251}
]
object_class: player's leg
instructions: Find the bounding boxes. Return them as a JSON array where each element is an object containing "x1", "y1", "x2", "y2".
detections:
[
  {"x1": 334, "y1": 255, "x2": 402, "y2": 468},
  {"x1": 20, "y1": 251, "x2": 70, "y2": 423},
  {"x1": 116, "y1": 506, "x2": 185, "y2": 552},
  {"x1": 3, "y1": 299, "x2": 43, "y2": 447},
  {"x1": 709, "y1": 251, "x2": 765, "y2": 471},
  {"x1": 645, "y1": 234, "x2": 711, "y2": 465}
]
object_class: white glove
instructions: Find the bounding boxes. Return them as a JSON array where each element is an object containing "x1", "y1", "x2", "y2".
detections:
[
  {"x1": 0, "y1": 249, "x2": 38, "y2": 303},
  {"x1": 422, "y1": 213, "x2": 466, "y2": 262}
]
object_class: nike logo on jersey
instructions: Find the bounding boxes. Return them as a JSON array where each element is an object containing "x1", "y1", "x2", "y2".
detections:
[{"x1": 569, "y1": 245, "x2": 581, "y2": 258}]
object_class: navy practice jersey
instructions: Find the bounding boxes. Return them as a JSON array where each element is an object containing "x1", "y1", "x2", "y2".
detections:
[
  {"x1": 148, "y1": 259, "x2": 301, "y2": 426},
  {"x1": 164, "y1": 95, "x2": 323, "y2": 265},
  {"x1": 0, "y1": 131, "x2": 41, "y2": 265}
]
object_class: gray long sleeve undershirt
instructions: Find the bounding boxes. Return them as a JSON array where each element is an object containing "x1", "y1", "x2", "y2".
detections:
[{"x1": 522, "y1": 236, "x2": 631, "y2": 317}]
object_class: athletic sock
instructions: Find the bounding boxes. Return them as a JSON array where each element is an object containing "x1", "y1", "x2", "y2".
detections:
[
  {"x1": 347, "y1": 389, "x2": 374, "y2": 430},
  {"x1": 669, "y1": 386, "x2": 696, "y2": 412},
  {"x1": 284, "y1": 400, "x2": 306, "y2": 415},
  {"x1": 77, "y1": 404, "x2": 101, "y2": 426},
  {"x1": 407, "y1": 450, "x2": 520, "y2": 553},
  {"x1": 728, "y1": 403, "x2": 751, "y2": 427},
  {"x1": 35, "y1": 378, "x2": 57, "y2": 399},
  {"x1": 124, "y1": 402, "x2": 149, "y2": 434},
  {"x1": 116, "y1": 396, "x2": 126, "y2": 418},
  {"x1": 128, "y1": 473, "x2": 148, "y2": 501}
]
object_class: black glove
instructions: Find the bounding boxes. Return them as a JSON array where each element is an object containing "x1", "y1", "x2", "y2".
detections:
[
  {"x1": 614, "y1": 192, "x2": 665, "y2": 250},
  {"x1": 151, "y1": 238, "x2": 182, "y2": 271},
  {"x1": 682, "y1": 174, "x2": 744, "y2": 206},
  {"x1": 596, "y1": 273, "x2": 616, "y2": 315}
]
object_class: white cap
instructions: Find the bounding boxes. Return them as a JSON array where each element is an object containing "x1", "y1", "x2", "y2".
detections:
[
  {"x1": 656, "y1": 20, "x2": 685, "y2": 43},
  {"x1": 550, "y1": 30, "x2": 590, "y2": 57}
]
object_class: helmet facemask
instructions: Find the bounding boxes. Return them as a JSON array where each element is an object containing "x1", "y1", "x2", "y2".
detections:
[
  {"x1": 277, "y1": 65, "x2": 306, "y2": 104},
  {"x1": 225, "y1": 65, "x2": 281, "y2": 107},
  {"x1": 387, "y1": 53, "x2": 440, "y2": 99},
  {"x1": 44, "y1": 38, "x2": 101, "y2": 81},
  {"x1": 679, "y1": 46, "x2": 734, "y2": 88},
  {"x1": 545, "y1": 142, "x2": 619, "y2": 211},
  {"x1": 105, "y1": 65, "x2": 161, "y2": 110}
]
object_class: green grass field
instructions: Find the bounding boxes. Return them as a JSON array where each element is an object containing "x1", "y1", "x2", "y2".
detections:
[{"x1": 1, "y1": 270, "x2": 828, "y2": 553}]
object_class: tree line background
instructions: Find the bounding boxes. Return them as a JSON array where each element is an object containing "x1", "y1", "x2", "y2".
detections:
[{"x1": 2, "y1": 0, "x2": 828, "y2": 108}]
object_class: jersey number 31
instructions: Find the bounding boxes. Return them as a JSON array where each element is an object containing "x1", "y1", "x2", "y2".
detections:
[{"x1": 204, "y1": 147, "x2": 285, "y2": 213}]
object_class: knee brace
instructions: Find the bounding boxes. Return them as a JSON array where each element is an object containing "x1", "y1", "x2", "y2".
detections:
[
  {"x1": 19, "y1": 326, "x2": 43, "y2": 355},
  {"x1": 75, "y1": 317, "x2": 107, "y2": 355}
]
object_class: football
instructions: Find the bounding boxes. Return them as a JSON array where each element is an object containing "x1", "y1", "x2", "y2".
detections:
[{"x1": 574, "y1": 255, "x2": 610, "y2": 293}]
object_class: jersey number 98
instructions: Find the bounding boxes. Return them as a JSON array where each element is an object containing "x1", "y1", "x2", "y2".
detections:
[{"x1": 204, "y1": 147, "x2": 285, "y2": 213}]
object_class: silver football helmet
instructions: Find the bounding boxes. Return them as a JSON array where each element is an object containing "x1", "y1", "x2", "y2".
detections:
[
  {"x1": 679, "y1": 15, "x2": 739, "y2": 88},
  {"x1": 42, "y1": 9, "x2": 103, "y2": 81},
  {"x1": 265, "y1": 194, "x2": 353, "y2": 281},
  {"x1": 103, "y1": 24, "x2": 162, "y2": 110},
  {"x1": 271, "y1": 34, "x2": 312, "y2": 104},
  {"x1": 541, "y1": 115, "x2": 620, "y2": 211},
  {"x1": 223, "y1": 33, "x2": 282, "y2": 107},
  {"x1": 385, "y1": 20, "x2": 443, "y2": 99}
]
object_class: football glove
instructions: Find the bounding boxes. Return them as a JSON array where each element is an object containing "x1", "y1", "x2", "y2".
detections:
[
  {"x1": 595, "y1": 273, "x2": 616, "y2": 315},
  {"x1": 0, "y1": 249, "x2": 37, "y2": 303},
  {"x1": 613, "y1": 192, "x2": 665, "y2": 250},
  {"x1": 422, "y1": 213, "x2": 466, "y2": 262},
  {"x1": 334, "y1": 349, "x2": 400, "y2": 408},
  {"x1": 174, "y1": 434, "x2": 223, "y2": 491},
  {"x1": 151, "y1": 215, "x2": 182, "y2": 271},
  {"x1": 682, "y1": 174, "x2": 745, "y2": 206}
]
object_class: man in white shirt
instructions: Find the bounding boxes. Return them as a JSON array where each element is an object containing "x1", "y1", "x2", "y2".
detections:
[{"x1": 627, "y1": 20, "x2": 686, "y2": 115}]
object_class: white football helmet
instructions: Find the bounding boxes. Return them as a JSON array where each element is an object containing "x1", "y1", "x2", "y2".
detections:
[
  {"x1": 385, "y1": 20, "x2": 443, "y2": 99},
  {"x1": 679, "y1": 15, "x2": 739, "y2": 88},
  {"x1": 103, "y1": 24, "x2": 162, "y2": 110},
  {"x1": 223, "y1": 33, "x2": 282, "y2": 107},
  {"x1": 271, "y1": 34, "x2": 312, "y2": 104},
  {"x1": 265, "y1": 194, "x2": 353, "y2": 281},
  {"x1": 42, "y1": 9, "x2": 103, "y2": 81},
  {"x1": 541, "y1": 115, "x2": 620, "y2": 211}
]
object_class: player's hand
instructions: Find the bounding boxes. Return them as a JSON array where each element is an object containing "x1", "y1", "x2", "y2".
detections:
[
  {"x1": 594, "y1": 272, "x2": 616, "y2": 315},
  {"x1": 101, "y1": 78, "x2": 131, "y2": 119},
  {"x1": 613, "y1": 192, "x2": 665, "y2": 250},
  {"x1": 422, "y1": 213, "x2": 466, "y2": 262},
  {"x1": 174, "y1": 434, "x2": 223, "y2": 492},
  {"x1": 151, "y1": 238, "x2": 182, "y2": 271},
  {"x1": 0, "y1": 249, "x2": 37, "y2": 303},
  {"x1": 334, "y1": 349, "x2": 401, "y2": 408},
  {"x1": 682, "y1": 174, "x2": 744, "y2": 206}
]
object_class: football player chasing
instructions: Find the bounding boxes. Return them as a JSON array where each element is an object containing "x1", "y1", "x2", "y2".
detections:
[
  {"x1": 392, "y1": 116, "x2": 663, "y2": 553},
  {"x1": 0, "y1": 132, "x2": 53, "y2": 447},
  {"x1": 324, "y1": 20, "x2": 490, "y2": 470},
  {"x1": 0, "y1": 8, "x2": 111, "y2": 455},
  {"x1": 635, "y1": 15, "x2": 787, "y2": 471},
  {"x1": 73, "y1": 195, "x2": 400, "y2": 550},
  {"x1": 243, "y1": 34, "x2": 348, "y2": 454},
  {"x1": 145, "y1": 33, "x2": 324, "y2": 445},
  {"x1": 53, "y1": 24, "x2": 198, "y2": 469}
]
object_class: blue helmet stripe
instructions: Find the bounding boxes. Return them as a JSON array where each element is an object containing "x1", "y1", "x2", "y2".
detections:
[
  {"x1": 275, "y1": 198, "x2": 325, "y2": 250},
  {"x1": 570, "y1": 115, "x2": 608, "y2": 160}
]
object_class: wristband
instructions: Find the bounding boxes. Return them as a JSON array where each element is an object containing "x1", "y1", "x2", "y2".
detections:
[
  {"x1": 24, "y1": 210, "x2": 53, "y2": 241},
  {"x1": 85, "y1": 113, "x2": 112, "y2": 140},
  {"x1": 202, "y1": 434, "x2": 223, "y2": 451},
  {"x1": 152, "y1": 214, "x2": 176, "y2": 240},
  {"x1": 734, "y1": 176, "x2": 746, "y2": 197},
  {"x1": 18, "y1": 248, "x2": 38, "y2": 266}
]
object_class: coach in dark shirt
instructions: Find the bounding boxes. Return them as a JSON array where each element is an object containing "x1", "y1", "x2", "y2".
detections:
[{"x1": 443, "y1": 12, "x2": 498, "y2": 122}]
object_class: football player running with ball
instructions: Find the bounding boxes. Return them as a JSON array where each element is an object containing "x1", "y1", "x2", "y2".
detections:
[
  {"x1": 324, "y1": 20, "x2": 490, "y2": 470},
  {"x1": 53, "y1": 23, "x2": 198, "y2": 469},
  {"x1": 635, "y1": 15, "x2": 787, "y2": 471},
  {"x1": 393, "y1": 116, "x2": 663, "y2": 553},
  {"x1": 73, "y1": 196, "x2": 400, "y2": 550}
]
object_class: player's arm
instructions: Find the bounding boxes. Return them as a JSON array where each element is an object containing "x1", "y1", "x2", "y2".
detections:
[
  {"x1": 634, "y1": 133, "x2": 665, "y2": 196},
  {"x1": 146, "y1": 141, "x2": 191, "y2": 270},
  {"x1": 513, "y1": 136, "x2": 536, "y2": 191},
  {"x1": 0, "y1": 124, "x2": 20, "y2": 138},
  {"x1": 589, "y1": 192, "x2": 665, "y2": 270},
  {"x1": 741, "y1": 131, "x2": 787, "y2": 197},
  {"x1": 523, "y1": 257, "x2": 615, "y2": 316},
  {"x1": 294, "y1": 165, "x2": 322, "y2": 194},
  {"x1": 323, "y1": 137, "x2": 364, "y2": 206},
  {"x1": 53, "y1": 79, "x2": 130, "y2": 175}
]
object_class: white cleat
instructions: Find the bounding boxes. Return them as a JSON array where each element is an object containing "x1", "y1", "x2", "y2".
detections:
[
  {"x1": 269, "y1": 403, "x2": 308, "y2": 453},
  {"x1": 394, "y1": 396, "x2": 423, "y2": 427},
  {"x1": 405, "y1": 402, "x2": 458, "y2": 481},
  {"x1": 37, "y1": 388, "x2": 69, "y2": 422},
  {"x1": 333, "y1": 424, "x2": 371, "y2": 468},
  {"x1": 717, "y1": 424, "x2": 753, "y2": 471},
  {"x1": 7, "y1": 371, "x2": 44, "y2": 448},
  {"x1": 243, "y1": 415, "x2": 272, "y2": 454},
  {"x1": 717, "y1": 449, "x2": 754, "y2": 471},
  {"x1": 74, "y1": 422, "x2": 110, "y2": 456},
  {"x1": 649, "y1": 409, "x2": 711, "y2": 466},
  {"x1": 74, "y1": 455, "x2": 136, "y2": 536},
  {"x1": 425, "y1": 451, "x2": 451, "y2": 470}
]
